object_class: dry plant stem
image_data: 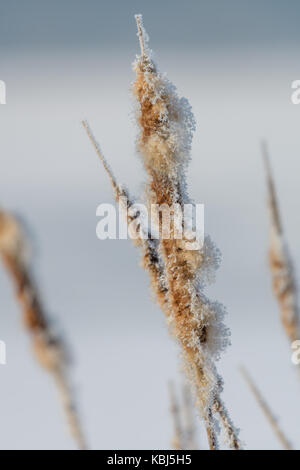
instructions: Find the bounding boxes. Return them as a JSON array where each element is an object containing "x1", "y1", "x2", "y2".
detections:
[
  {"x1": 83, "y1": 122, "x2": 218, "y2": 450},
  {"x1": 168, "y1": 382, "x2": 184, "y2": 449},
  {"x1": 82, "y1": 120, "x2": 119, "y2": 194},
  {"x1": 182, "y1": 383, "x2": 197, "y2": 450},
  {"x1": 82, "y1": 120, "x2": 170, "y2": 316},
  {"x1": 0, "y1": 213, "x2": 87, "y2": 450},
  {"x1": 190, "y1": 366, "x2": 218, "y2": 450},
  {"x1": 135, "y1": 15, "x2": 216, "y2": 449},
  {"x1": 169, "y1": 381, "x2": 198, "y2": 450},
  {"x1": 213, "y1": 397, "x2": 240, "y2": 450},
  {"x1": 133, "y1": 15, "x2": 239, "y2": 450},
  {"x1": 52, "y1": 367, "x2": 87, "y2": 450},
  {"x1": 262, "y1": 142, "x2": 282, "y2": 234},
  {"x1": 83, "y1": 122, "x2": 240, "y2": 449},
  {"x1": 240, "y1": 366, "x2": 292, "y2": 450},
  {"x1": 136, "y1": 15, "x2": 145, "y2": 59},
  {"x1": 83, "y1": 16, "x2": 241, "y2": 449},
  {"x1": 262, "y1": 142, "x2": 300, "y2": 345},
  {"x1": 82, "y1": 121, "x2": 226, "y2": 447}
]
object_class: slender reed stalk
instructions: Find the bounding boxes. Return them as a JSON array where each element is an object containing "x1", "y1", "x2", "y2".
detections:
[
  {"x1": 168, "y1": 382, "x2": 184, "y2": 450},
  {"x1": 82, "y1": 120, "x2": 170, "y2": 317},
  {"x1": 181, "y1": 382, "x2": 197, "y2": 450},
  {"x1": 262, "y1": 142, "x2": 300, "y2": 345},
  {"x1": 0, "y1": 210, "x2": 87, "y2": 450},
  {"x1": 168, "y1": 381, "x2": 198, "y2": 450},
  {"x1": 240, "y1": 366, "x2": 292, "y2": 450}
]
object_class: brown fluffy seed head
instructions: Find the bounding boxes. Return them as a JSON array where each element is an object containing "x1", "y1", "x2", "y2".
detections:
[{"x1": 133, "y1": 49, "x2": 195, "y2": 190}]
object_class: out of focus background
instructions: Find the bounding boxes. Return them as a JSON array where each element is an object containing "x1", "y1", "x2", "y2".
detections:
[{"x1": 0, "y1": 0, "x2": 300, "y2": 450}]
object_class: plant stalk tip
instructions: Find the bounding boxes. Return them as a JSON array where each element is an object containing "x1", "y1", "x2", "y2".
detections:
[{"x1": 135, "y1": 14, "x2": 145, "y2": 58}]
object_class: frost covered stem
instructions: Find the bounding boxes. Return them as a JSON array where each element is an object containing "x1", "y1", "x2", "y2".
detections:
[
  {"x1": 240, "y1": 366, "x2": 292, "y2": 450},
  {"x1": 132, "y1": 15, "x2": 240, "y2": 450},
  {"x1": 82, "y1": 122, "x2": 170, "y2": 317},
  {"x1": 135, "y1": 15, "x2": 146, "y2": 58},
  {"x1": 84, "y1": 15, "x2": 240, "y2": 450},
  {"x1": 82, "y1": 120, "x2": 118, "y2": 194},
  {"x1": 262, "y1": 142, "x2": 300, "y2": 345},
  {"x1": 169, "y1": 382, "x2": 184, "y2": 449},
  {"x1": 262, "y1": 141, "x2": 282, "y2": 234},
  {"x1": 182, "y1": 383, "x2": 197, "y2": 450},
  {"x1": 213, "y1": 397, "x2": 240, "y2": 450}
]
